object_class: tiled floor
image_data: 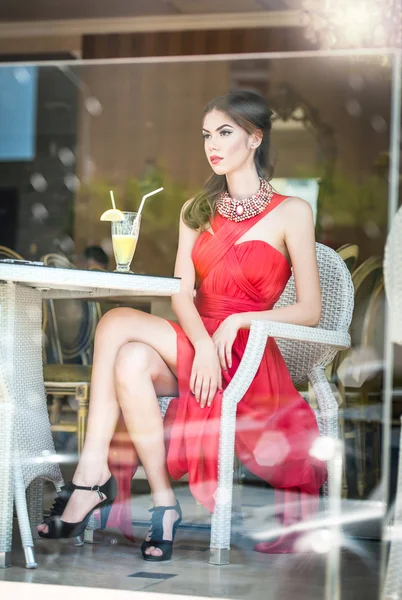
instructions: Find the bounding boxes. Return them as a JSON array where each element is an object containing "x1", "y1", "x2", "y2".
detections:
[{"x1": 1, "y1": 483, "x2": 382, "y2": 600}]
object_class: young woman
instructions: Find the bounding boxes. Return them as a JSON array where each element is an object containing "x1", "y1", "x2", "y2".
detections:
[{"x1": 38, "y1": 90, "x2": 326, "y2": 560}]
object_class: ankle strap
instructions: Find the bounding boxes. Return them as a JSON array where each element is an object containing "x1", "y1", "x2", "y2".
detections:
[{"x1": 72, "y1": 483, "x2": 103, "y2": 499}]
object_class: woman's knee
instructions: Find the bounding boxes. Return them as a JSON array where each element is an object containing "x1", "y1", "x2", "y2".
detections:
[
  {"x1": 95, "y1": 307, "x2": 140, "y2": 342},
  {"x1": 115, "y1": 342, "x2": 159, "y2": 387}
]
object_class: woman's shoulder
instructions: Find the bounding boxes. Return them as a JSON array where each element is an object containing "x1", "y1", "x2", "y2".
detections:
[
  {"x1": 276, "y1": 194, "x2": 313, "y2": 219},
  {"x1": 179, "y1": 198, "x2": 206, "y2": 237}
]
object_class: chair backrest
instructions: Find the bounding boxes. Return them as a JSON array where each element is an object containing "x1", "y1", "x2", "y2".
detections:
[
  {"x1": 0, "y1": 245, "x2": 24, "y2": 260},
  {"x1": 350, "y1": 256, "x2": 383, "y2": 348},
  {"x1": 42, "y1": 253, "x2": 100, "y2": 364},
  {"x1": 336, "y1": 277, "x2": 385, "y2": 389},
  {"x1": 362, "y1": 278, "x2": 385, "y2": 355},
  {"x1": 328, "y1": 254, "x2": 383, "y2": 382},
  {"x1": 274, "y1": 243, "x2": 354, "y2": 384},
  {"x1": 336, "y1": 243, "x2": 360, "y2": 274},
  {"x1": 384, "y1": 205, "x2": 402, "y2": 345},
  {"x1": 0, "y1": 245, "x2": 48, "y2": 333}
]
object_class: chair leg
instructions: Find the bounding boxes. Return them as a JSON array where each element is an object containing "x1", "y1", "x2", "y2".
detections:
[
  {"x1": 76, "y1": 384, "x2": 89, "y2": 456},
  {"x1": 76, "y1": 384, "x2": 99, "y2": 539},
  {"x1": 358, "y1": 389, "x2": 369, "y2": 498},
  {"x1": 325, "y1": 437, "x2": 343, "y2": 600},
  {"x1": 209, "y1": 398, "x2": 237, "y2": 566},
  {"x1": 14, "y1": 454, "x2": 37, "y2": 569},
  {"x1": 231, "y1": 477, "x2": 244, "y2": 543},
  {"x1": 0, "y1": 402, "x2": 14, "y2": 568},
  {"x1": 27, "y1": 478, "x2": 44, "y2": 536},
  {"x1": 336, "y1": 381, "x2": 349, "y2": 498},
  {"x1": 48, "y1": 395, "x2": 62, "y2": 425},
  {"x1": 355, "y1": 415, "x2": 366, "y2": 498},
  {"x1": 309, "y1": 367, "x2": 340, "y2": 504},
  {"x1": 373, "y1": 421, "x2": 381, "y2": 486},
  {"x1": 338, "y1": 412, "x2": 349, "y2": 498}
]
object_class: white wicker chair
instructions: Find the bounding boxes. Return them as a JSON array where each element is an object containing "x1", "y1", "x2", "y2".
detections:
[
  {"x1": 157, "y1": 242, "x2": 353, "y2": 565},
  {"x1": 0, "y1": 283, "x2": 63, "y2": 569},
  {"x1": 380, "y1": 205, "x2": 402, "y2": 599}
]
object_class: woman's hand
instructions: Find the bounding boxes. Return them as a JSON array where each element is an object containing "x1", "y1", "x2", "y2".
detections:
[
  {"x1": 190, "y1": 339, "x2": 222, "y2": 408},
  {"x1": 212, "y1": 314, "x2": 243, "y2": 372}
]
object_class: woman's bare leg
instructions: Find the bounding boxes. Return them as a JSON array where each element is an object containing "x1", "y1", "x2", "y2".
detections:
[
  {"x1": 115, "y1": 341, "x2": 179, "y2": 556},
  {"x1": 38, "y1": 307, "x2": 178, "y2": 534}
]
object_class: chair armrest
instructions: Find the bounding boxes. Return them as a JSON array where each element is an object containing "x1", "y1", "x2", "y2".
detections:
[
  {"x1": 223, "y1": 320, "x2": 271, "y2": 406},
  {"x1": 223, "y1": 320, "x2": 350, "y2": 407},
  {"x1": 252, "y1": 320, "x2": 351, "y2": 350}
]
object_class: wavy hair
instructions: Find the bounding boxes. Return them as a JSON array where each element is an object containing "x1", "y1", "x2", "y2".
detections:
[{"x1": 183, "y1": 90, "x2": 273, "y2": 230}]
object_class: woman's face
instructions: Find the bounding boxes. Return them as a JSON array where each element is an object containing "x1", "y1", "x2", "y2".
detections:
[{"x1": 202, "y1": 109, "x2": 258, "y2": 176}]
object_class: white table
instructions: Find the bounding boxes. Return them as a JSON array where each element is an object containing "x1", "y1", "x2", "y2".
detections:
[{"x1": 0, "y1": 263, "x2": 180, "y2": 569}]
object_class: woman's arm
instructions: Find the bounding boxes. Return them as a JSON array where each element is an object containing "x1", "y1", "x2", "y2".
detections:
[
  {"x1": 238, "y1": 197, "x2": 322, "y2": 329},
  {"x1": 171, "y1": 205, "x2": 212, "y2": 347},
  {"x1": 171, "y1": 204, "x2": 222, "y2": 406}
]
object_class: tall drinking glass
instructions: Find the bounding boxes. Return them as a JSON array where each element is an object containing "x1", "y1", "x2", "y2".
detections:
[{"x1": 111, "y1": 211, "x2": 140, "y2": 273}]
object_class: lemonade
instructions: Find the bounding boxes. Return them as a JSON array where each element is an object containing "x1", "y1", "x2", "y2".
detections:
[
  {"x1": 112, "y1": 234, "x2": 137, "y2": 268},
  {"x1": 110, "y1": 212, "x2": 141, "y2": 272}
]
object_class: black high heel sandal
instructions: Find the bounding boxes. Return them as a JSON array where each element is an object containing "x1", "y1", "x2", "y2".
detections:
[
  {"x1": 141, "y1": 500, "x2": 182, "y2": 562},
  {"x1": 38, "y1": 475, "x2": 117, "y2": 540}
]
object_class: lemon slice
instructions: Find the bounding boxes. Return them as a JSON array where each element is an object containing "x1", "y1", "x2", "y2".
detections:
[{"x1": 100, "y1": 208, "x2": 124, "y2": 222}]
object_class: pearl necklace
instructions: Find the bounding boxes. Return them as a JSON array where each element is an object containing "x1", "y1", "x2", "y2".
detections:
[{"x1": 216, "y1": 179, "x2": 273, "y2": 222}]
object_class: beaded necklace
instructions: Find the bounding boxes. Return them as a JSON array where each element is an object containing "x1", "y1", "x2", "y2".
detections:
[{"x1": 216, "y1": 178, "x2": 273, "y2": 222}]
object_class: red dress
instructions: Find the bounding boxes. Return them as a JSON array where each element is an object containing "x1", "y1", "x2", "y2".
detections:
[
  {"x1": 108, "y1": 192, "x2": 327, "y2": 550},
  {"x1": 164, "y1": 192, "x2": 327, "y2": 524}
]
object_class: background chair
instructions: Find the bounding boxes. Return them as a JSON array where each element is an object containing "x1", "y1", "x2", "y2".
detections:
[
  {"x1": 42, "y1": 253, "x2": 101, "y2": 454},
  {"x1": 149, "y1": 243, "x2": 353, "y2": 565},
  {"x1": 0, "y1": 248, "x2": 93, "y2": 453},
  {"x1": 330, "y1": 256, "x2": 383, "y2": 380},
  {"x1": 334, "y1": 256, "x2": 384, "y2": 498},
  {"x1": 0, "y1": 245, "x2": 25, "y2": 260},
  {"x1": 347, "y1": 278, "x2": 385, "y2": 496},
  {"x1": 336, "y1": 243, "x2": 360, "y2": 274}
]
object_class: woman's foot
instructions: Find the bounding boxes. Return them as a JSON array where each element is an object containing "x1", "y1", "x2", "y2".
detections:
[
  {"x1": 142, "y1": 493, "x2": 182, "y2": 561},
  {"x1": 37, "y1": 467, "x2": 112, "y2": 535}
]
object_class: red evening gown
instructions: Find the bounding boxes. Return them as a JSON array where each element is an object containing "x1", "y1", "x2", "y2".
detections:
[
  {"x1": 108, "y1": 191, "x2": 327, "y2": 552},
  {"x1": 164, "y1": 191, "x2": 327, "y2": 551}
]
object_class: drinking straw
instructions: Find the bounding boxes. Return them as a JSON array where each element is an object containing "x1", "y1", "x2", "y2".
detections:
[
  {"x1": 131, "y1": 187, "x2": 164, "y2": 235},
  {"x1": 110, "y1": 190, "x2": 116, "y2": 210}
]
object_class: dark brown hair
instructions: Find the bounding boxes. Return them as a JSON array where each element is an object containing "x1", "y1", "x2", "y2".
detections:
[{"x1": 183, "y1": 90, "x2": 273, "y2": 230}]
